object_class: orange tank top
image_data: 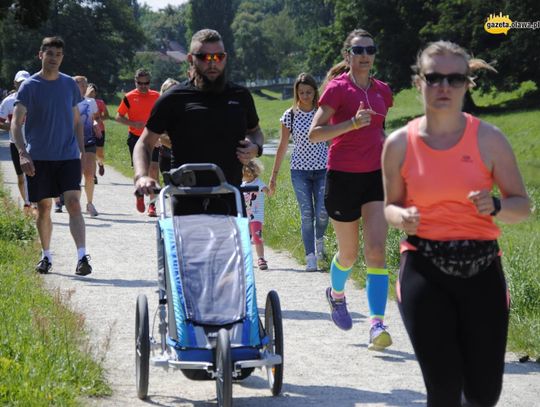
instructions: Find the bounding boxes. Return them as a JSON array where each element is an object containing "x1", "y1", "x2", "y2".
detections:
[{"x1": 401, "y1": 113, "x2": 500, "y2": 241}]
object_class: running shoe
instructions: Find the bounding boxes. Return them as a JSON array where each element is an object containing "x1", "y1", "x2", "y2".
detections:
[
  {"x1": 98, "y1": 163, "x2": 105, "y2": 176},
  {"x1": 75, "y1": 255, "x2": 92, "y2": 276},
  {"x1": 54, "y1": 202, "x2": 63, "y2": 213},
  {"x1": 258, "y1": 257, "x2": 268, "y2": 270},
  {"x1": 147, "y1": 203, "x2": 157, "y2": 217},
  {"x1": 325, "y1": 287, "x2": 352, "y2": 331},
  {"x1": 86, "y1": 202, "x2": 99, "y2": 217},
  {"x1": 136, "y1": 194, "x2": 145, "y2": 213},
  {"x1": 36, "y1": 257, "x2": 52, "y2": 274},
  {"x1": 306, "y1": 253, "x2": 317, "y2": 272},
  {"x1": 368, "y1": 321, "x2": 393, "y2": 351},
  {"x1": 316, "y1": 237, "x2": 327, "y2": 261}
]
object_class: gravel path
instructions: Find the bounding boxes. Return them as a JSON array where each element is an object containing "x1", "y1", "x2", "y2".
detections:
[{"x1": 1, "y1": 133, "x2": 539, "y2": 406}]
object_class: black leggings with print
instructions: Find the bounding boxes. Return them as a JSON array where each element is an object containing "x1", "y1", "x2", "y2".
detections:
[{"x1": 398, "y1": 250, "x2": 509, "y2": 407}]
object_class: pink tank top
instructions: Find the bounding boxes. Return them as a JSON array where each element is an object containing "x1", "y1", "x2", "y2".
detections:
[{"x1": 401, "y1": 113, "x2": 500, "y2": 241}]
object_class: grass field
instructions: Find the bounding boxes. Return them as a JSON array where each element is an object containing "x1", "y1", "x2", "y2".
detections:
[
  {"x1": 0, "y1": 181, "x2": 111, "y2": 405},
  {"x1": 92, "y1": 84, "x2": 540, "y2": 360}
]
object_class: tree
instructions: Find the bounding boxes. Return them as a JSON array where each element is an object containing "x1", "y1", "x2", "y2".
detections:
[
  {"x1": 138, "y1": 4, "x2": 188, "y2": 52},
  {"x1": 187, "y1": 0, "x2": 237, "y2": 59},
  {"x1": 420, "y1": 0, "x2": 540, "y2": 93},
  {"x1": 231, "y1": 3, "x2": 272, "y2": 81},
  {"x1": 0, "y1": 0, "x2": 51, "y2": 28},
  {"x1": 0, "y1": 0, "x2": 144, "y2": 98}
]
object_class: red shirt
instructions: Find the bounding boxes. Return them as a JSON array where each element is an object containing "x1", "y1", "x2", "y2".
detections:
[
  {"x1": 319, "y1": 73, "x2": 393, "y2": 173},
  {"x1": 95, "y1": 98, "x2": 107, "y2": 131},
  {"x1": 117, "y1": 89, "x2": 160, "y2": 136}
]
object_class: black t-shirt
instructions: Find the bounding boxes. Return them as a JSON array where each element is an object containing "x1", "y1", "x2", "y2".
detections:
[{"x1": 146, "y1": 81, "x2": 259, "y2": 187}]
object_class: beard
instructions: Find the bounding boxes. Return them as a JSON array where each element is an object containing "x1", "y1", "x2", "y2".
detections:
[{"x1": 192, "y1": 64, "x2": 226, "y2": 93}]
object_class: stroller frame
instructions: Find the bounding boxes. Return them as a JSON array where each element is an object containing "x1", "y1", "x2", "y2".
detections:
[{"x1": 135, "y1": 163, "x2": 283, "y2": 406}]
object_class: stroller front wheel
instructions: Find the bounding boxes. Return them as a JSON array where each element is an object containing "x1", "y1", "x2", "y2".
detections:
[
  {"x1": 215, "y1": 328, "x2": 232, "y2": 407},
  {"x1": 135, "y1": 294, "x2": 150, "y2": 399},
  {"x1": 265, "y1": 290, "x2": 284, "y2": 396}
]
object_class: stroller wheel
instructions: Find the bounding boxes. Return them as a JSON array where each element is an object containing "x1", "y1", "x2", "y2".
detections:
[
  {"x1": 135, "y1": 294, "x2": 150, "y2": 399},
  {"x1": 215, "y1": 328, "x2": 232, "y2": 407},
  {"x1": 264, "y1": 290, "x2": 284, "y2": 396}
]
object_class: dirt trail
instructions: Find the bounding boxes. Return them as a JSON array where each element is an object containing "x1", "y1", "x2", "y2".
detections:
[{"x1": 1, "y1": 133, "x2": 539, "y2": 406}]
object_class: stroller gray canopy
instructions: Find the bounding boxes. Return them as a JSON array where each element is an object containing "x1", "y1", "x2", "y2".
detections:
[{"x1": 174, "y1": 214, "x2": 247, "y2": 325}]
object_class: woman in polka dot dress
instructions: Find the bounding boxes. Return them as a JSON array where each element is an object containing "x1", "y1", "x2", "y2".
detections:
[
  {"x1": 269, "y1": 73, "x2": 329, "y2": 272},
  {"x1": 308, "y1": 29, "x2": 394, "y2": 351}
]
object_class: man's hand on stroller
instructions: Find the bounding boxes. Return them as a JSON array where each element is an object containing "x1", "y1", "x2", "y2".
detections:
[{"x1": 135, "y1": 175, "x2": 160, "y2": 196}]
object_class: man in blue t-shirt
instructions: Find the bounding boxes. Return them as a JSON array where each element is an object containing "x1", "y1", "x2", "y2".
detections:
[{"x1": 11, "y1": 36, "x2": 93, "y2": 276}]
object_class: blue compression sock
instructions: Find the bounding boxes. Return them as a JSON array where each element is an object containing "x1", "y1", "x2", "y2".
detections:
[
  {"x1": 330, "y1": 254, "x2": 352, "y2": 297},
  {"x1": 366, "y1": 267, "x2": 389, "y2": 322}
]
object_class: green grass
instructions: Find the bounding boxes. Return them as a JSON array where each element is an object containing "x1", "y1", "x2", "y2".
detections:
[
  {"x1": 0, "y1": 185, "x2": 111, "y2": 405},
  {"x1": 251, "y1": 89, "x2": 292, "y2": 141}
]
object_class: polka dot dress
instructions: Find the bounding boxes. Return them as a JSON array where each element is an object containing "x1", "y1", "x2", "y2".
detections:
[{"x1": 280, "y1": 108, "x2": 328, "y2": 170}]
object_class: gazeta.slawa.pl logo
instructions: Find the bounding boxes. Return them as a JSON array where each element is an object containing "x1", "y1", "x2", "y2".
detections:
[{"x1": 484, "y1": 12, "x2": 512, "y2": 34}]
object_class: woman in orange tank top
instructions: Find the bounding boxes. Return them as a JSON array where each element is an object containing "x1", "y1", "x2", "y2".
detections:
[{"x1": 382, "y1": 41, "x2": 530, "y2": 407}]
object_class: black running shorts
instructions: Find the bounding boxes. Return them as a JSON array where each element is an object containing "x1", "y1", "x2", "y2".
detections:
[
  {"x1": 324, "y1": 169, "x2": 384, "y2": 222},
  {"x1": 26, "y1": 159, "x2": 81, "y2": 202}
]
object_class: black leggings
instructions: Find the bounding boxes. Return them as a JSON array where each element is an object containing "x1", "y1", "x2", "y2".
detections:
[{"x1": 398, "y1": 251, "x2": 509, "y2": 407}]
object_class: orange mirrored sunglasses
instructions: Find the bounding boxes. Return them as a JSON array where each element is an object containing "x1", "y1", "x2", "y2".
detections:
[{"x1": 193, "y1": 52, "x2": 226, "y2": 63}]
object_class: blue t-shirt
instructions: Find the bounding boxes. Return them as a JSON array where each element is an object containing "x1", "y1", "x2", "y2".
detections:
[{"x1": 16, "y1": 73, "x2": 82, "y2": 160}]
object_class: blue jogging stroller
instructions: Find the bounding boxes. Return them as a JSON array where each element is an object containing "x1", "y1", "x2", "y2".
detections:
[{"x1": 135, "y1": 164, "x2": 283, "y2": 406}]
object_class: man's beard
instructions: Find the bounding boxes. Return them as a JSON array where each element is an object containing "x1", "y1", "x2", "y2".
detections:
[{"x1": 192, "y1": 65, "x2": 226, "y2": 93}]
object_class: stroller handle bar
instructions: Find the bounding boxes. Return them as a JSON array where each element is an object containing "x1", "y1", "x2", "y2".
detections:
[{"x1": 158, "y1": 164, "x2": 248, "y2": 218}]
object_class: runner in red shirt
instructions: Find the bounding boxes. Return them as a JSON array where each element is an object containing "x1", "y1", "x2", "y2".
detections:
[{"x1": 115, "y1": 68, "x2": 160, "y2": 216}]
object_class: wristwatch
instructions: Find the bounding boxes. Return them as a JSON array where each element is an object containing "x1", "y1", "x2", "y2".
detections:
[
  {"x1": 255, "y1": 143, "x2": 263, "y2": 157},
  {"x1": 490, "y1": 196, "x2": 501, "y2": 216}
]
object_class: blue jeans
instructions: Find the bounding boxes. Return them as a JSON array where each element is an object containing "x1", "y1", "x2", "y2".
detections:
[{"x1": 291, "y1": 169, "x2": 329, "y2": 256}]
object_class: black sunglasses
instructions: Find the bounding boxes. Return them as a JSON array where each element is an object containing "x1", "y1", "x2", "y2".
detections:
[
  {"x1": 348, "y1": 45, "x2": 377, "y2": 56},
  {"x1": 421, "y1": 73, "x2": 470, "y2": 88},
  {"x1": 136, "y1": 81, "x2": 150, "y2": 85},
  {"x1": 193, "y1": 52, "x2": 227, "y2": 63}
]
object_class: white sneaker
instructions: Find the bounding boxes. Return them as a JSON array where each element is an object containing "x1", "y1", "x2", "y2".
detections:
[
  {"x1": 86, "y1": 202, "x2": 99, "y2": 217},
  {"x1": 316, "y1": 238, "x2": 326, "y2": 261},
  {"x1": 306, "y1": 253, "x2": 317, "y2": 272}
]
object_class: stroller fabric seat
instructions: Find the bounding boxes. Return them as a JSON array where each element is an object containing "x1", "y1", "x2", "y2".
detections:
[
  {"x1": 174, "y1": 214, "x2": 246, "y2": 325},
  {"x1": 159, "y1": 215, "x2": 260, "y2": 349}
]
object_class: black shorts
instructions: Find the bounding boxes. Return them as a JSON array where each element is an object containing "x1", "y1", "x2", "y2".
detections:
[
  {"x1": 324, "y1": 169, "x2": 384, "y2": 222},
  {"x1": 26, "y1": 159, "x2": 81, "y2": 202},
  {"x1": 10, "y1": 143, "x2": 23, "y2": 175},
  {"x1": 95, "y1": 130, "x2": 106, "y2": 147},
  {"x1": 127, "y1": 133, "x2": 159, "y2": 166}
]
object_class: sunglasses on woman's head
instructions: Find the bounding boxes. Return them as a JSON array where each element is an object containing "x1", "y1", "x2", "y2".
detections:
[
  {"x1": 421, "y1": 73, "x2": 470, "y2": 88},
  {"x1": 348, "y1": 45, "x2": 377, "y2": 56},
  {"x1": 193, "y1": 52, "x2": 227, "y2": 63}
]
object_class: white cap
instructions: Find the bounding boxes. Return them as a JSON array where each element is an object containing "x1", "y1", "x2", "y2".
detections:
[{"x1": 14, "y1": 70, "x2": 30, "y2": 83}]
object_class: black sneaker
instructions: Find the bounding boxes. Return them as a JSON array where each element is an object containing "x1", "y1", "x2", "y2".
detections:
[
  {"x1": 75, "y1": 255, "x2": 92, "y2": 276},
  {"x1": 54, "y1": 202, "x2": 63, "y2": 213},
  {"x1": 36, "y1": 257, "x2": 52, "y2": 274}
]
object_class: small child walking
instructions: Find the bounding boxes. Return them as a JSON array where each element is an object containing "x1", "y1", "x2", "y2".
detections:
[{"x1": 242, "y1": 159, "x2": 271, "y2": 270}]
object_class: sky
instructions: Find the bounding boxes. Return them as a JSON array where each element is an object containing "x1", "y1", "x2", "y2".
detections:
[{"x1": 141, "y1": 0, "x2": 188, "y2": 11}]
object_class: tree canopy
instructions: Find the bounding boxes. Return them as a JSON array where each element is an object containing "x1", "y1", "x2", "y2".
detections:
[{"x1": 0, "y1": 0, "x2": 537, "y2": 98}]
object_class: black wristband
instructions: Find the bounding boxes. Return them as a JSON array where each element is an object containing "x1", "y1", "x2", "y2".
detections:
[
  {"x1": 490, "y1": 196, "x2": 501, "y2": 216},
  {"x1": 256, "y1": 143, "x2": 263, "y2": 157}
]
